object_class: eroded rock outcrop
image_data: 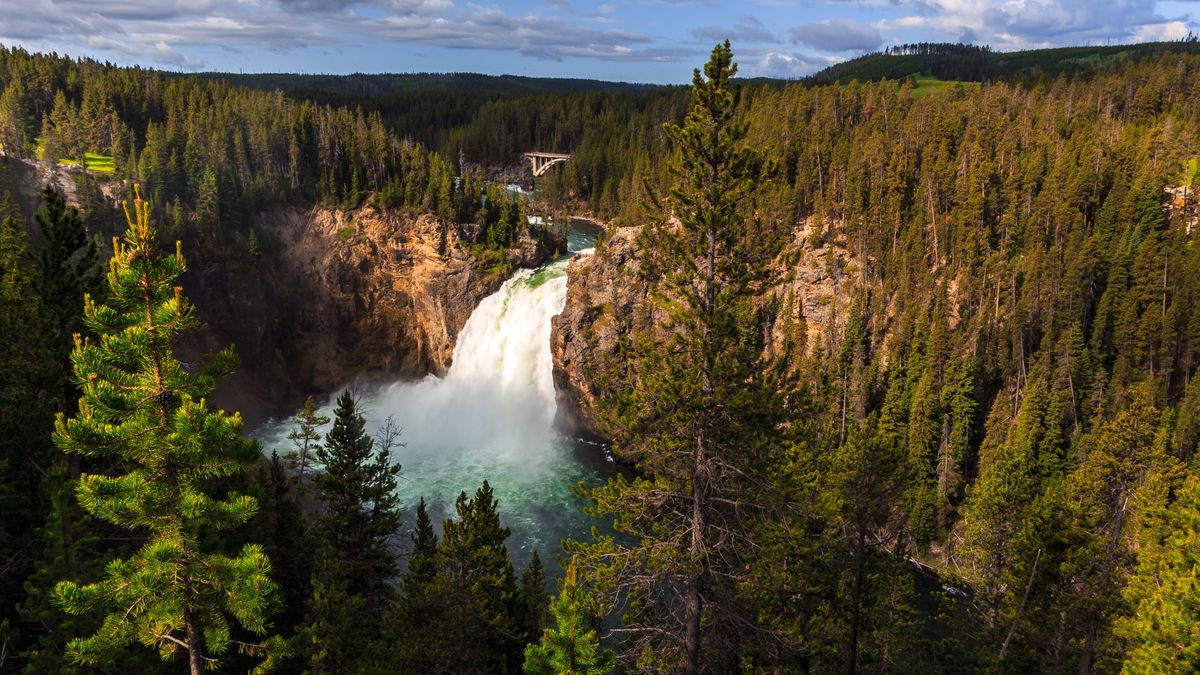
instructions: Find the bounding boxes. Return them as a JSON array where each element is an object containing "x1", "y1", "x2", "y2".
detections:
[
  {"x1": 551, "y1": 226, "x2": 649, "y2": 432},
  {"x1": 185, "y1": 204, "x2": 559, "y2": 424},
  {"x1": 551, "y1": 218, "x2": 860, "y2": 435}
]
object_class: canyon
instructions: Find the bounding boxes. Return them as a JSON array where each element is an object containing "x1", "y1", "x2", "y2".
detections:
[{"x1": 182, "y1": 203, "x2": 562, "y2": 425}]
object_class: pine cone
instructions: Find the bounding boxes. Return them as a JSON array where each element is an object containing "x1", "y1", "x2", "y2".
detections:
[{"x1": 152, "y1": 389, "x2": 175, "y2": 408}]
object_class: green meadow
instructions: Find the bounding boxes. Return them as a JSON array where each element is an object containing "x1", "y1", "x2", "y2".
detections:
[
  {"x1": 34, "y1": 138, "x2": 115, "y2": 173},
  {"x1": 909, "y1": 73, "x2": 981, "y2": 99}
]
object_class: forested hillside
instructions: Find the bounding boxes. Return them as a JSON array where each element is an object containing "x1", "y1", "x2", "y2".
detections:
[
  {"x1": 807, "y1": 39, "x2": 1200, "y2": 84},
  {"x1": 0, "y1": 46, "x2": 534, "y2": 258},
  {"x1": 1, "y1": 36, "x2": 1200, "y2": 673},
  {"x1": 0, "y1": 45, "x2": 552, "y2": 672},
  {"x1": 554, "y1": 45, "x2": 1200, "y2": 672}
]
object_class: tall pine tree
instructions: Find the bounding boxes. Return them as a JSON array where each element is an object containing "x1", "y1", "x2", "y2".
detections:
[
  {"x1": 435, "y1": 481, "x2": 523, "y2": 673},
  {"x1": 306, "y1": 389, "x2": 401, "y2": 672},
  {"x1": 385, "y1": 496, "x2": 444, "y2": 672},
  {"x1": 33, "y1": 185, "x2": 100, "y2": 390},
  {"x1": 0, "y1": 207, "x2": 58, "y2": 669},
  {"x1": 572, "y1": 41, "x2": 793, "y2": 672},
  {"x1": 1117, "y1": 475, "x2": 1200, "y2": 672},
  {"x1": 51, "y1": 187, "x2": 279, "y2": 673}
]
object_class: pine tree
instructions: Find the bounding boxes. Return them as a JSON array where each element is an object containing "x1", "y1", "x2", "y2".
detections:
[
  {"x1": 311, "y1": 390, "x2": 401, "y2": 604},
  {"x1": 32, "y1": 185, "x2": 100, "y2": 409},
  {"x1": 386, "y1": 496, "x2": 444, "y2": 671},
  {"x1": 960, "y1": 364, "x2": 1064, "y2": 633},
  {"x1": 1116, "y1": 475, "x2": 1200, "y2": 672},
  {"x1": 0, "y1": 80, "x2": 32, "y2": 158},
  {"x1": 286, "y1": 395, "x2": 328, "y2": 485},
  {"x1": 408, "y1": 496, "x2": 439, "y2": 587},
  {"x1": 1057, "y1": 384, "x2": 1183, "y2": 673},
  {"x1": 518, "y1": 551, "x2": 548, "y2": 645},
  {"x1": 940, "y1": 356, "x2": 977, "y2": 520},
  {"x1": 435, "y1": 481, "x2": 522, "y2": 672},
  {"x1": 306, "y1": 554, "x2": 366, "y2": 674},
  {"x1": 306, "y1": 389, "x2": 401, "y2": 671},
  {"x1": 250, "y1": 452, "x2": 311, "y2": 634},
  {"x1": 523, "y1": 557, "x2": 614, "y2": 675},
  {"x1": 827, "y1": 416, "x2": 907, "y2": 673},
  {"x1": 572, "y1": 41, "x2": 792, "y2": 671},
  {"x1": 43, "y1": 90, "x2": 78, "y2": 161},
  {"x1": 0, "y1": 211, "x2": 59, "y2": 667},
  {"x1": 51, "y1": 188, "x2": 279, "y2": 673}
]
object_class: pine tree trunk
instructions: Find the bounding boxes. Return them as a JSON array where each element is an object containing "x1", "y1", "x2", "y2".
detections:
[
  {"x1": 1000, "y1": 548, "x2": 1041, "y2": 661},
  {"x1": 1077, "y1": 620, "x2": 1096, "y2": 675},
  {"x1": 684, "y1": 221, "x2": 717, "y2": 675},
  {"x1": 184, "y1": 606, "x2": 205, "y2": 675},
  {"x1": 685, "y1": 428, "x2": 707, "y2": 675},
  {"x1": 846, "y1": 525, "x2": 866, "y2": 675}
]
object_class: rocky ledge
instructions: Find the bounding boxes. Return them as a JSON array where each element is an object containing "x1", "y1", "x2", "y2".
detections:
[
  {"x1": 184, "y1": 204, "x2": 560, "y2": 425},
  {"x1": 550, "y1": 218, "x2": 862, "y2": 437}
]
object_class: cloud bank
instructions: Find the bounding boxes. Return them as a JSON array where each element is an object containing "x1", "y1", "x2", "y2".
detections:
[
  {"x1": 0, "y1": 0, "x2": 686, "y2": 69},
  {"x1": 0, "y1": 0, "x2": 1194, "y2": 78}
]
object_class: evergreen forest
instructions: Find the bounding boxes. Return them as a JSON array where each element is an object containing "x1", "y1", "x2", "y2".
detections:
[{"x1": 1, "y1": 33, "x2": 1200, "y2": 674}]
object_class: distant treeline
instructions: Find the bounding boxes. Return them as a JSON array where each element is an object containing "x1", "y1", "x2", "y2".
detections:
[
  {"x1": 198, "y1": 71, "x2": 692, "y2": 220},
  {"x1": 808, "y1": 39, "x2": 1200, "y2": 84},
  {"x1": 0, "y1": 46, "x2": 529, "y2": 260}
]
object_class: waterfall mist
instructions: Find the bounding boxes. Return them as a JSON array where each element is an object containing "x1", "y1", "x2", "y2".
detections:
[{"x1": 255, "y1": 224, "x2": 610, "y2": 569}]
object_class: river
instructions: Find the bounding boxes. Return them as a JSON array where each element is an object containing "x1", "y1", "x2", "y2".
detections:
[{"x1": 252, "y1": 221, "x2": 614, "y2": 573}]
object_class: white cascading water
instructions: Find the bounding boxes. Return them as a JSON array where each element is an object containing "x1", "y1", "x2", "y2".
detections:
[
  {"x1": 365, "y1": 261, "x2": 573, "y2": 490},
  {"x1": 254, "y1": 229, "x2": 606, "y2": 566}
]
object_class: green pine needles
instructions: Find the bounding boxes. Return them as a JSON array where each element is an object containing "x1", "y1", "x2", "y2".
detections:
[
  {"x1": 573, "y1": 41, "x2": 793, "y2": 672},
  {"x1": 523, "y1": 557, "x2": 613, "y2": 675},
  {"x1": 51, "y1": 187, "x2": 279, "y2": 673}
]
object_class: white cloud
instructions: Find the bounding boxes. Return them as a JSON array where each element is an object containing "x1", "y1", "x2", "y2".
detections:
[
  {"x1": 790, "y1": 18, "x2": 882, "y2": 52},
  {"x1": 273, "y1": 0, "x2": 451, "y2": 13},
  {"x1": 0, "y1": 0, "x2": 692, "y2": 68},
  {"x1": 869, "y1": 0, "x2": 1198, "y2": 50},
  {"x1": 341, "y1": 5, "x2": 694, "y2": 61},
  {"x1": 83, "y1": 35, "x2": 205, "y2": 68},
  {"x1": 1131, "y1": 19, "x2": 1192, "y2": 42},
  {"x1": 2, "y1": 0, "x2": 1194, "y2": 75},
  {"x1": 747, "y1": 50, "x2": 837, "y2": 78},
  {"x1": 693, "y1": 16, "x2": 779, "y2": 44}
]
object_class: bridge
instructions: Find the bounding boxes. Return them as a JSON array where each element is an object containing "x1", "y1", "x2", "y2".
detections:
[{"x1": 524, "y1": 152, "x2": 571, "y2": 177}]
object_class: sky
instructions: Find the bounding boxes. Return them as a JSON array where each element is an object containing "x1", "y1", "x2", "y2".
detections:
[{"x1": 0, "y1": 0, "x2": 1197, "y2": 83}]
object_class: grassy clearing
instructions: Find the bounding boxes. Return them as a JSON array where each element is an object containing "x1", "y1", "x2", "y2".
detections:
[
  {"x1": 1060, "y1": 50, "x2": 1134, "y2": 71},
  {"x1": 33, "y1": 138, "x2": 115, "y2": 174},
  {"x1": 61, "y1": 152, "x2": 115, "y2": 173},
  {"x1": 909, "y1": 74, "x2": 981, "y2": 100}
]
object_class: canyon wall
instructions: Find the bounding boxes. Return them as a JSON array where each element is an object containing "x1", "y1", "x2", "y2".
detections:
[
  {"x1": 551, "y1": 219, "x2": 862, "y2": 435},
  {"x1": 184, "y1": 204, "x2": 558, "y2": 424}
]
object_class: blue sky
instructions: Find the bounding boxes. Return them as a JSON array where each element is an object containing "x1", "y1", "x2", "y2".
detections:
[{"x1": 0, "y1": 1, "x2": 1197, "y2": 83}]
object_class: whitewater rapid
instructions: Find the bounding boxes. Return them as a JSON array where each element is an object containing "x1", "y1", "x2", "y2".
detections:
[{"x1": 254, "y1": 227, "x2": 608, "y2": 568}]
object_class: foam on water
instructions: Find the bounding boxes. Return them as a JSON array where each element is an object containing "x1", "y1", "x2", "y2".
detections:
[{"x1": 254, "y1": 224, "x2": 607, "y2": 566}]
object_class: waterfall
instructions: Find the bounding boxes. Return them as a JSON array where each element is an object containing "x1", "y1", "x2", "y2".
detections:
[
  {"x1": 254, "y1": 230, "x2": 608, "y2": 564},
  {"x1": 369, "y1": 260, "x2": 570, "y2": 475}
]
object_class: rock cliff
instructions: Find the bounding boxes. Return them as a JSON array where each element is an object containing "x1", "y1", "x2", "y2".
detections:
[
  {"x1": 184, "y1": 204, "x2": 559, "y2": 424},
  {"x1": 550, "y1": 218, "x2": 861, "y2": 435}
]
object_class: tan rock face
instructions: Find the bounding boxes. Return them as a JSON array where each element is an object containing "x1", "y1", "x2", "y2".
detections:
[
  {"x1": 550, "y1": 218, "x2": 861, "y2": 436},
  {"x1": 550, "y1": 226, "x2": 651, "y2": 433},
  {"x1": 184, "y1": 204, "x2": 558, "y2": 424},
  {"x1": 763, "y1": 220, "x2": 862, "y2": 363}
]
